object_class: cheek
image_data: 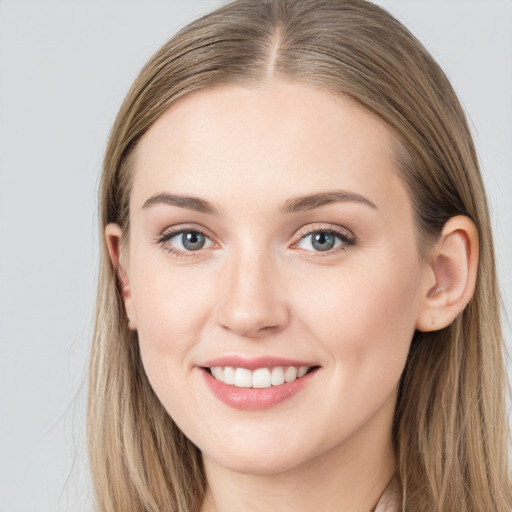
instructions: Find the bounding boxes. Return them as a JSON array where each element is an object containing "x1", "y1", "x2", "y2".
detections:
[
  {"x1": 297, "y1": 253, "x2": 421, "y2": 381},
  {"x1": 128, "y1": 261, "x2": 218, "y2": 424},
  {"x1": 129, "y1": 256, "x2": 215, "y2": 368}
]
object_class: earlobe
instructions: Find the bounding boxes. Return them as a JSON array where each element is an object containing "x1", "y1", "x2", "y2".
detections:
[
  {"x1": 105, "y1": 223, "x2": 137, "y2": 330},
  {"x1": 416, "y1": 216, "x2": 479, "y2": 332}
]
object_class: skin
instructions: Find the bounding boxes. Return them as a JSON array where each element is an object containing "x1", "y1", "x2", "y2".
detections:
[{"x1": 106, "y1": 81, "x2": 478, "y2": 512}]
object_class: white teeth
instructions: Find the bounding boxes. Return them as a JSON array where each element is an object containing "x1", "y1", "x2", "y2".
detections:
[
  {"x1": 209, "y1": 365, "x2": 312, "y2": 388},
  {"x1": 211, "y1": 367, "x2": 223, "y2": 381},
  {"x1": 271, "y1": 367, "x2": 285, "y2": 386},
  {"x1": 284, "y1": 366, "x2": 298, "y2": 382},
  {"x1": 223, "y1": 366, "x2": 235, "y2": 385},
  {"x1": 252, "y1": 368, "x2": 272, "y2": 388},
  {"x1": 298, "y1": 366, "x2": 309, "y2": 378},
  {"x1": 234, "y1": 368, "x2": 252, "y2": 388}
]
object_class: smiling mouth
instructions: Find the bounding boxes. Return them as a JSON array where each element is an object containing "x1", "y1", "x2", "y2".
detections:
[{"x1": 205, "y1": 365, "x2": 318, "y2": 389}]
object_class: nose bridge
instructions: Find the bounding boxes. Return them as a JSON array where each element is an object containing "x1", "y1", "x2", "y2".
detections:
[{"x1": 215, "y1": 242, "x2": 289, "y2": 337}]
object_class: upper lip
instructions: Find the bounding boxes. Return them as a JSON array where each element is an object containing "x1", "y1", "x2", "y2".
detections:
[{"x1": 198, "y1": 355, "x2": 318, "y2": 370}]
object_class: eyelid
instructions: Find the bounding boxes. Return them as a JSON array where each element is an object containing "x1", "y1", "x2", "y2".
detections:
[
  {"x1": 158, "y1": 223, "x2": 215, "y2": 240},
  {"x1": 294, "y1": 223, "x2": 355, "y2": 240}
]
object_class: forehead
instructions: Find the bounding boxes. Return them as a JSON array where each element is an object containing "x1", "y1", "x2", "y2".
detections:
[{"x1": 131, "y1": 80, "x2": 409, "y2": 217}]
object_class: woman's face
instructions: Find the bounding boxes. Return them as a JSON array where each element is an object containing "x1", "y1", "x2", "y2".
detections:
[{"x1": 114, "y1": 81, "x2": 432, "y2": 475}]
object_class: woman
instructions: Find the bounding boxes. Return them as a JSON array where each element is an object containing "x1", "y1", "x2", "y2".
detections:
[{"x1": 88, "y1": 1, "x2": 511, "y2": 510}]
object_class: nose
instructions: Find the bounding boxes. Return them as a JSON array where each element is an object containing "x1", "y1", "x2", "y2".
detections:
[{"x1": 214, "y1": 249, "x2": 290, "y2": 338}]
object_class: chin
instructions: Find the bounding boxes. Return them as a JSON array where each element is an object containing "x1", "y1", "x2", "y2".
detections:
[
  {"x1": 200, "y1": 429, "x2": 329, "y2": 477},
  {"x1": 207, "y1": 449, "x2": 309, "y2": 477}
]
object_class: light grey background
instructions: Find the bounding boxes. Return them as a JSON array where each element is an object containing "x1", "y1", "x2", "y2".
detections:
[{"x1": 0, "y1": 1, "x2": 510, "y2": 511}]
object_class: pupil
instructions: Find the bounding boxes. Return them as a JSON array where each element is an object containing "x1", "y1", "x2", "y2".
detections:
[
  {"x1": 182, "y1": 232, "x2": 205, "y2": 251},
  {"x1": 312, "y1": 232, "x2": 335, "y2": 251}
]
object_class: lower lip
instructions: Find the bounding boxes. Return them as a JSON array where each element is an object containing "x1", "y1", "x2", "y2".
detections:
[{"x1": 200, "y1": 368, "x2": 318, "y2": 410}]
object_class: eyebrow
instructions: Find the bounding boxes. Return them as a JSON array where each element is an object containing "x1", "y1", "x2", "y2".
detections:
[
  {"x1": 142, "y1": 193, "x2": 220, "y2": 214},
  {"x1": 281, "y1": 190, "x2": 377, "y2": 213},
  {"x1": 141, "y1": 189, "x2": 377, "y2": 215}
]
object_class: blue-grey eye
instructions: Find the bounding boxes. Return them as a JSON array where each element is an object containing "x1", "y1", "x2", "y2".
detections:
[
  {"x1": 166, "y1": 230, "x2": 213, "y2": 252},
  {"x1": 297, "y1": 231, "x2": 347, "y2": 252},
  {"x1": 311, "y1": 232, "x2": 336, "y2": 251},
  {"x1": 181, "y1": 231, "x2": 206, "y2": 251}
]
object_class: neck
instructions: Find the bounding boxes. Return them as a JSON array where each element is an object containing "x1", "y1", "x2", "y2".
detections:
[{"x1": 201, "y1": 402, "x2": 397, "y2": 512}]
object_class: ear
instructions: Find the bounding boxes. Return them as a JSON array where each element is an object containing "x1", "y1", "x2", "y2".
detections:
[
  {"x1": 105, "y1": 223, "x2": 137, "y2": 330},
  {"x1": 416, "y1": 215, "x2": 479, "y2": 332}
]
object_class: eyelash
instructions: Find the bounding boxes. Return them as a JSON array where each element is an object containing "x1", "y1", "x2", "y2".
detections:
[{"x1": 156, "y1": 224, "x2": 356, "y2": 259}]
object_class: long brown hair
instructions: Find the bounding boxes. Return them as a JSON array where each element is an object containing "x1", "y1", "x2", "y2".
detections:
[{"x1": 88, "y1": 1, "x2": 511, "y2": 510}]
